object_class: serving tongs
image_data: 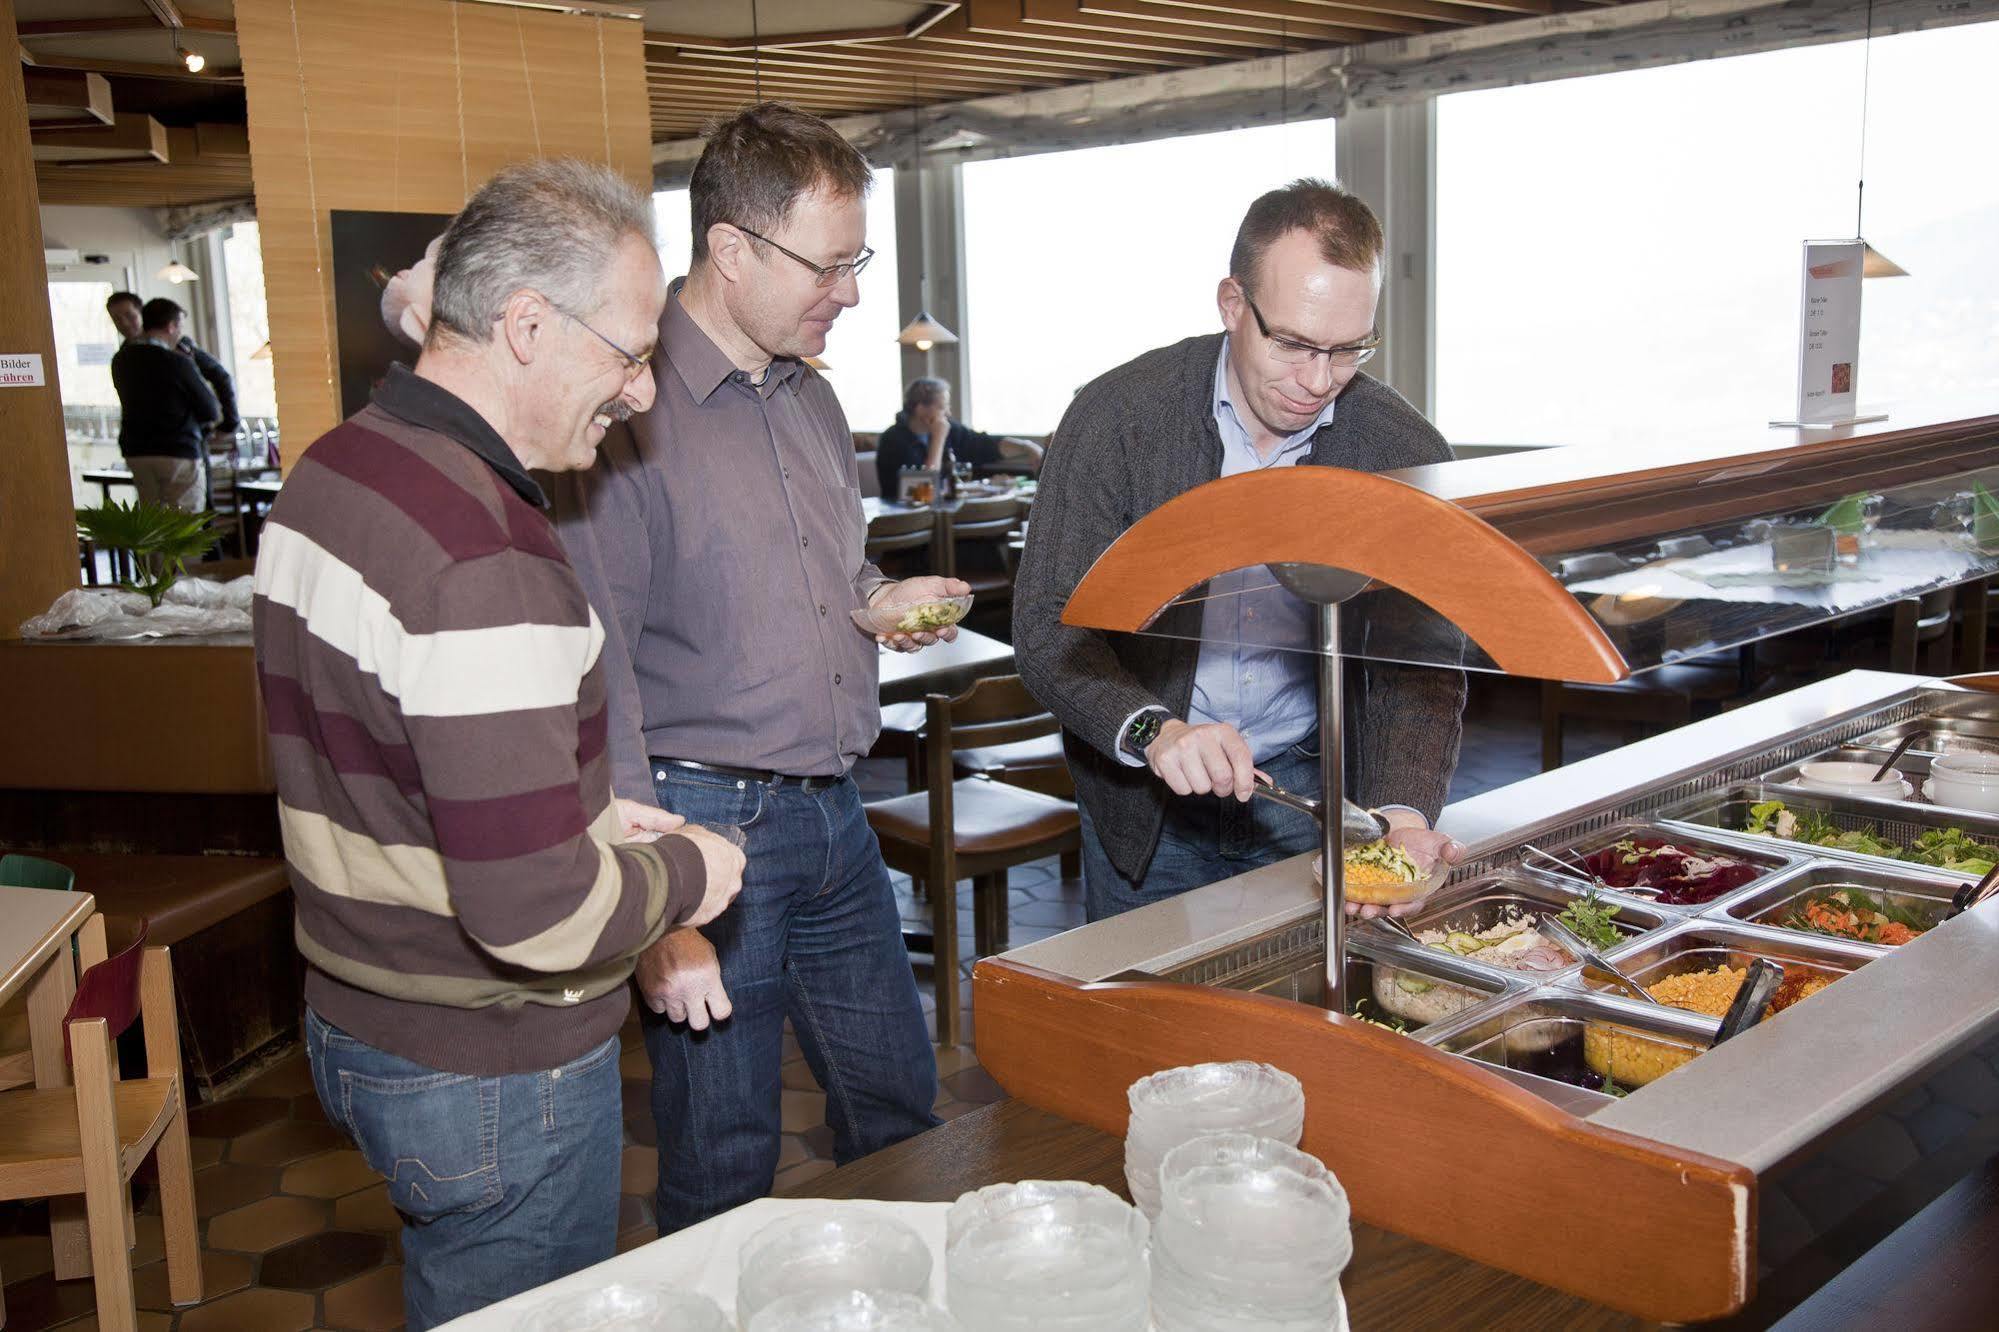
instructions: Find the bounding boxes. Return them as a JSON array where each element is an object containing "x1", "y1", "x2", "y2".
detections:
[
  {"x1": 1539, "y1": 915, "x2": 1660, "y2": 1007},
  {"x1": 1947, "y1": 860, "x2": 1999, "y2": 920},
  {"x1": 1521, "y1": 842, "x2": 1663, "y2": 898},
  {"x1": 1713, "y1": 958, "x2": 1787, "y2": 1044},
  {"x1": 1253, "y1": 773, "x2": 1390, "y2": 842}
]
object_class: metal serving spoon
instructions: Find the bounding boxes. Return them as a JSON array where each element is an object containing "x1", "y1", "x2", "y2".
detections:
[
  {"x1": 1870, "y1": 729, "x2": 1929, "y2": 783},
  {"x1": 1520, "y1": 843, "x2": 1666, "y2": 898},
  {"x1": 1539, "y1": 915, "x2": 1661, "y2": 1006},
  {"x1": 1714, "y1": 958, "x2": 1787, "y2": 1044},
  {"x1": 1948, "y1": 861, "x2": 1999, "y2": 920},
  {"x1": 1252, "y1": 772, "x2": 1391, "y2": 842}
]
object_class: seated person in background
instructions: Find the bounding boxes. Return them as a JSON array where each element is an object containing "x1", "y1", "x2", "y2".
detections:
[
  {"x1": 876, "y1": 375, "x2": 1042, "y2": 496},
  {"x1": 109, "y1": 297, "x2": 221, "y2": 513}
]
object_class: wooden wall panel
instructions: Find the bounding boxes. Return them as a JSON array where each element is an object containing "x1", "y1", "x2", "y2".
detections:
[
  {"x1": 0, "y1": 0, "x2": 87, "y2": 638},
  {"x1": 233, "y1": 0, "x2": 653, "y2": 456}
]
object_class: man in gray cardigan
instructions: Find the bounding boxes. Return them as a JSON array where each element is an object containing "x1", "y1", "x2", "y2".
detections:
[{"x1": 1014, "y1": 179, "x2": 1467, "y2": 920}]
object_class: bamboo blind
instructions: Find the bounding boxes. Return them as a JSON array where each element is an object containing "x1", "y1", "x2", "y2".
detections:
[{"x1": 234, "y1": 0, "x2": 653, "y2": 456}]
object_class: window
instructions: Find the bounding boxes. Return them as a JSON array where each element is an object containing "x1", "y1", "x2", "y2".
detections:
[
  {"x1": 1435, "y1": 21, "x2": 1999, "y2": 448},
  {"x1": 652, "y1": 171, "x2": 902, "y2": 431},
  {"x1": 220, "y1": 221, "x2": 278, "y2": 422},
  {"x1": 962, "y1": 120, "x2": 1337, "y2": 434},
  {"x1": 46, "y1": 278, "x2": 122, "y2": 503}
]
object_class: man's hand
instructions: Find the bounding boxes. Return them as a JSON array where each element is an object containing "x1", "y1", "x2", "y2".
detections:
[
  {"x1": 1344, "y1": 809, "x2": 1466, "y2": 919},
  {"x1": 614, "y1": 797, "x2": 686, "y2": 843},
  {"x1": 866, "y1": 576, "x2": 973, "y2": 653},
  {"x1": 1145, "y1": 719, "x2": 1256, "y2": 801},
  {"x1": 672, "y1": 824, "x2": 746, "y2": 928},
  {"x1": 635, "y1": 927, "x2": 732, "y2": 1030}
]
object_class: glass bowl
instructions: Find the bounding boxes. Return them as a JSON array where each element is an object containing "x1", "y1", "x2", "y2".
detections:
[
  {"x1": 1312, "y1": 848, "x2": 1449, "y2": 905},
  {"x1": 850, "y1": 594, "x2": 974, "y2": 637},
  {"x1": 515, "y1": 1284, "x2": 730, "y2": 1331},
  {"x1": 737, "y1": 1210, "x2": 934, "y2": 1326},
  {"x1": 747, "y1": 1289, "x2": 961, "y2": 1332}
]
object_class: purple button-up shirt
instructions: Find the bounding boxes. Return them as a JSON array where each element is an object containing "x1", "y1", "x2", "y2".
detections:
[{"x1": 553, "y1": 283, "x2": 890, "y2": 799}]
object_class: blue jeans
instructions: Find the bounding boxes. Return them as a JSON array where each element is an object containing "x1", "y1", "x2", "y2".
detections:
[
  {"x1": 1082, "y1": 740, "x2": 1323, "y2": 921},
  {"x1": 645, "y1": 766, "x2": 939, "y2": 1235},
  {"x1": 304, "y1": 1009, "x2": 623, "y2": 1331}
]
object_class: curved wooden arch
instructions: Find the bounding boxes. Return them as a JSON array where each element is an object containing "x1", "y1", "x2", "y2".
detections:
[{"x1": 1063, "y1": 468, "x2": 1629, "y2": 684}]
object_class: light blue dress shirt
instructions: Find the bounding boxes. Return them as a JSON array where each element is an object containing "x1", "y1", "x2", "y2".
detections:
[{"x1": 1185, "y1": 339, "x2": 1331, "y2": 763}]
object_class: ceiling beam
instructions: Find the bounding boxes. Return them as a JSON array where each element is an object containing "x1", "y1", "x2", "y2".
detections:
[
  {"x1": 1091, "y1": 0, "x2": 1432, "y2": 38},
  {"x1": 1044, "y1": 0, "x2": 1373, "y2": 44},
  {"x1": 15, "y1": 52, "x2": 241, "y2": 83},
  {"x1": 21, "y1": 68, "x2": 113, "y2": 126},
  {"x1": 16, "y1": 15, "x2": 234, "y2": 38},
  {"x1": 32, "y1": 113, "x2": 170, "y2": 163},
  {"x1": 642, "y1": 2, "x2": 960, "y2": 51}
]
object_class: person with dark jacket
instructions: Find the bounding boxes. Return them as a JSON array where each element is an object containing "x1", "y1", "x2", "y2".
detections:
[
  {"x1": 107, "y1": 290, "x2": 238, "y2": 434},
  {"x1": 874, "y1": 376, "x2": 1041, "y2": 497},
  {"x1": 108, "y1": 297, "x2": 221, "y2": 512},
  {"x1": 1012, "y1": 179, "x2": 1467, "y2": 922}
]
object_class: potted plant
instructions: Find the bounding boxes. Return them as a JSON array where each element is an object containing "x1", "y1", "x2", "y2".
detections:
[{"x1": 74, "y1": 500, "x2": 219, "y2": 607}]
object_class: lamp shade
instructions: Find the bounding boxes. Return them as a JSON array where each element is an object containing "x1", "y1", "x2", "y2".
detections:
[
  {"x1": 250, "y1": 340, "x2": 272, "y2": 360},
  {"x1": 1861, "y1": 241, "x2": 1908, "y2": 278},
  {"x1": 896, "y1": 311, "x2": 958, "y2": 352},
  {"x1": 803, "y1": 355, "x2": 830, "y2": 370},
  {"x1": 157, "y1": 261, "x2": 200, "y2": 283}
]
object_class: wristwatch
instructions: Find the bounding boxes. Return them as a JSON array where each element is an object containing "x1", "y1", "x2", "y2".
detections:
[{"x1": 1121, "y1": 708, "x2": 1170, "y2": 761}]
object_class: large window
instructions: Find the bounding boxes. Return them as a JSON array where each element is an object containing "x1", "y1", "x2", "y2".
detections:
[
  {"x1": 1435, "y1": 21, "x2": 1999, "y2": 448},
  {"x1": 961, "y1": 120, "x2": 1336, "y2": 434},
  {"x1": 220, "y1": 221, "x2": 278, "y2": 422},
  {"x1": 653, "y1": 170, "x2": 902, "y2": 431},
  {"x1": 46, "y1": 278, "x2": 122, "y2": 502}
]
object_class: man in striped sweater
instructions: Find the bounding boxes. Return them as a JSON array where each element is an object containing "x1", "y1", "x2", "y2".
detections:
[{"x1": 253, "y1": 160, "x2": 744, "y2": 1330}]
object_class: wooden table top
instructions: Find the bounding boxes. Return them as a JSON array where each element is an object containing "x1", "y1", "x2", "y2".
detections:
[
  {"x1": 0, "y1": 885, "x2": 94, "y2": 1006},
  {"x1": 788, "y1": 1098, "x2": 1999, "y2": 1331},
  {"x1": 878, "y1": 627, "x2": 1015, "y2": 706}
]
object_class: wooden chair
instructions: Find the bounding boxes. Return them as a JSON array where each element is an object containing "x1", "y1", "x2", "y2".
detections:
[
  {"x1": 944, "y1": 496, "x2": 1022, "y2": 597},
  {"x1": 0, "y1": 923, "x2": 201, "y2": 1330},
  {"x1": 0, "y1": 856, "x2": 80, "y2": 1093},
  {"x1": 865, "y1": 676, "x2": 1081, "y2": 1045}
]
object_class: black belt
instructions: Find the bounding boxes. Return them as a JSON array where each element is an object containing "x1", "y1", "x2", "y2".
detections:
[{"x1": 655, "y1": 758, "x2": 844, "y2": 793}]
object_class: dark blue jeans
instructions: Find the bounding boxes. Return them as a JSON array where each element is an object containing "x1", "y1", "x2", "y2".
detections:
[
  {"x1": 645, "y1": 766, "x2": 939, "y2": 1235},
  {"x1": 1082, "y1": 740, "x2": 1323, "y2": 921},
  {"x1": 304, "y1": 1008, "x2": 622, "y2": 1331}
]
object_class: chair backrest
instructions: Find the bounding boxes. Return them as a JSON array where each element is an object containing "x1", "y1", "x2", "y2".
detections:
[
  {"x1": 64, "y1": 920, "x2": 150, "y2": 1065},
  {"x1": 867, "y1": 508, "x2": 937, "y2": 562},
  {"x1": 922, "y1": 675, "x2": 1061, "y2": 792},
  {"x1": 952, "y1": 496, "x2": 1021, "y2": 541},
  {"x1": 1, "y1": 852, "x2": 76, "y2": 892}
]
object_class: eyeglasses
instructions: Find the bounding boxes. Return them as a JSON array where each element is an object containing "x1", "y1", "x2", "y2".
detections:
[
  {"x1": 1243, "y1": 293, "x2": 1380, "y2": 369},
  {"x1": 561, "y1": 308, "x2": 655, "y2": 379},
  {"x1": 733, "y1": 224, "x2": 875, "y2": 288}
]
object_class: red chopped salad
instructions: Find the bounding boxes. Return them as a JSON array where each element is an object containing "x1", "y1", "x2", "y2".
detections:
[{"x1": 1580, "y1": 837, "x2": 1760, "y2": 905}]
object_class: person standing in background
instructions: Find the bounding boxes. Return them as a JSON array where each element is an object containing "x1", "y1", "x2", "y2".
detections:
[
  {"x1": 108, "y1": 297, "x2": 221, "y2": 512},
  {"x1": 108, "y1": 289, "x2": 239, "y2": 440}
]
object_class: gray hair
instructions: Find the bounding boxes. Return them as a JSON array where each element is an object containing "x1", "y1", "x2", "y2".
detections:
[
  {"x1": 429, "y1": 158, "x2": 654, "y2": 346},
  {"x1": 903, "y1": 376, "x2": 950, "y2": 414}
]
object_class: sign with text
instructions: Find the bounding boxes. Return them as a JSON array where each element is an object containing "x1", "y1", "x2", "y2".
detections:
[
  {"x1": 1793, "y1": 240, "x2": 1863, "y2": 426},
  {"x1": 0, "y1": 353, "x2": 46, "y2": 387}
]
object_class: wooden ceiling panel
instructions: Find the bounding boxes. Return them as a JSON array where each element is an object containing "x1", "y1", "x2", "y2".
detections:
[{"x1": 641, "y1": 0, "x2": 1648, "y2": 145}]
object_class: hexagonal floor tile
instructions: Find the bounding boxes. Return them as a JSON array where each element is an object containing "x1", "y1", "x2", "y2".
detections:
[
  {"x1": 772, "y1": 1158, "x2": 836, "y2": 1194},
  {"x1": 943, "y1": 1064, "x2": 1007, "y2": 1106},
  {"x1": 323, "y1": 1263, "x2": 406, "y2": 1332},
  {"x1": 332, "y1": 1182, "x2": 403, "y2": 1235},
  {"x1": 44, "y1": 1311, "x2": 173, "y2": 1331},
  {"x1": 258, "y1": 1229, "x2": 388, "y2": 1291},
  {"x1": 227, "y1": 1119, "x2": 346, "y2": 1167},
  {"x1": 205, "y1": 1195, "x2": 330, "y2": 1254},
  {"x1": 779, "y1": 1088, "x2": 826, "y2": 1134},
  {"x1": 281, "y1": 1149, "x2": 380, "y2": 1199},
  {"x1": 191, "y1": 1163, "x2": 282, "y2": 1220},
  {"x1": 185, "y1": 1096, "x2": 288, "y2": 1141},
  {"x1": 619, "y1": 1146, "x2": 658, "y2": 1197},
  {"x1": 132, "y1": 1249, "x2": 254, "y2": 1311},
  {"x1": 241, "y1": 1055, "x2": 316, "y2": 1099},
  {"x1": 176, "y1": 1286, "x2": 316, "y2": 1332}
]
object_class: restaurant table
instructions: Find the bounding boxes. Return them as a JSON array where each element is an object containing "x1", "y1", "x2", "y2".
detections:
[
  {"x1": 789, "y1": 1098, "x2": 1999, "y2": 1331},
  {"x1": 79, "y1": 468, "x2": 136, "y2": 503},
  {"x1": 878, "y1": 627, "x2": 1014, "y2": 705},
  {"x1": 0, "y1": 883, "x2": 99, "y2": 1282}
]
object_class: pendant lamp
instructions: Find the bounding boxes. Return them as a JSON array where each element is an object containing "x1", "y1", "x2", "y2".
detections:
[{"x1": 896, "y1": 87, "x2": 958, "y2": 352}]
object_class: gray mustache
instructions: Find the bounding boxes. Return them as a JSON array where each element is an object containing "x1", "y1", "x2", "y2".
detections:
[{"x1": 593, "y1": 400, "x2": 635, "y2": 423}]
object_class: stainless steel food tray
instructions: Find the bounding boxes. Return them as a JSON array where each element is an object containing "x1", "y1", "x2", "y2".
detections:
[
  {"x1": 1710, "y1": 860, "x2": 1962, "y2": 941},
  {"x1": 1384, "y1": 871, "x2": 1675, "y2": 984},
  {"x1": 1581, "y1": 917, "x2": 1881, "y2": 997},
  {"x1": 1654, "y1": 781, "x2": 1999, "y2": 874},
  {"x1": 1528, "y1": 817, "x2": 1801, "y2": 914}
]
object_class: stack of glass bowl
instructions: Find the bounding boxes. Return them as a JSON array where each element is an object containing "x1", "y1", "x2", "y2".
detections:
[
  {"x1": 516, "y1": 1284, "x2": 731, "y2": 1331},
  {"x1": 748, "y1": 1289, "x2": 963, "y2": 1331},
  {"x1": 944, "y1": 1180, "x2": 1150, "y2": 1330},
  {"x1": 735, "y1": 1211, "x2": 934, "y2": 1328},
  {"x1": 1149, "y1": 1134, "x2": 1352, "y2": 1331},
  {"x1": 1124, "y1": 1062, "x2": 1306, "y2": 1219}
]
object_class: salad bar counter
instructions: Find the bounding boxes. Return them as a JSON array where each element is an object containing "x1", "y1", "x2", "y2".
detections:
[{"x1": 970, "y1": 671, "x2": 1999, "y2": 1322}]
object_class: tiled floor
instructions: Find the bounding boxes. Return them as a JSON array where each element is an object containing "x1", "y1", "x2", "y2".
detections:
[{"x1": 0, "y1": 682, "x2": 1596, "y2": 1331}]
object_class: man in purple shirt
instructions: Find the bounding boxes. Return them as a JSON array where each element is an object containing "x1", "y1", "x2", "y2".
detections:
[{"x1": 554, "y1": 103, "x2": 966, "y2": 1235}]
